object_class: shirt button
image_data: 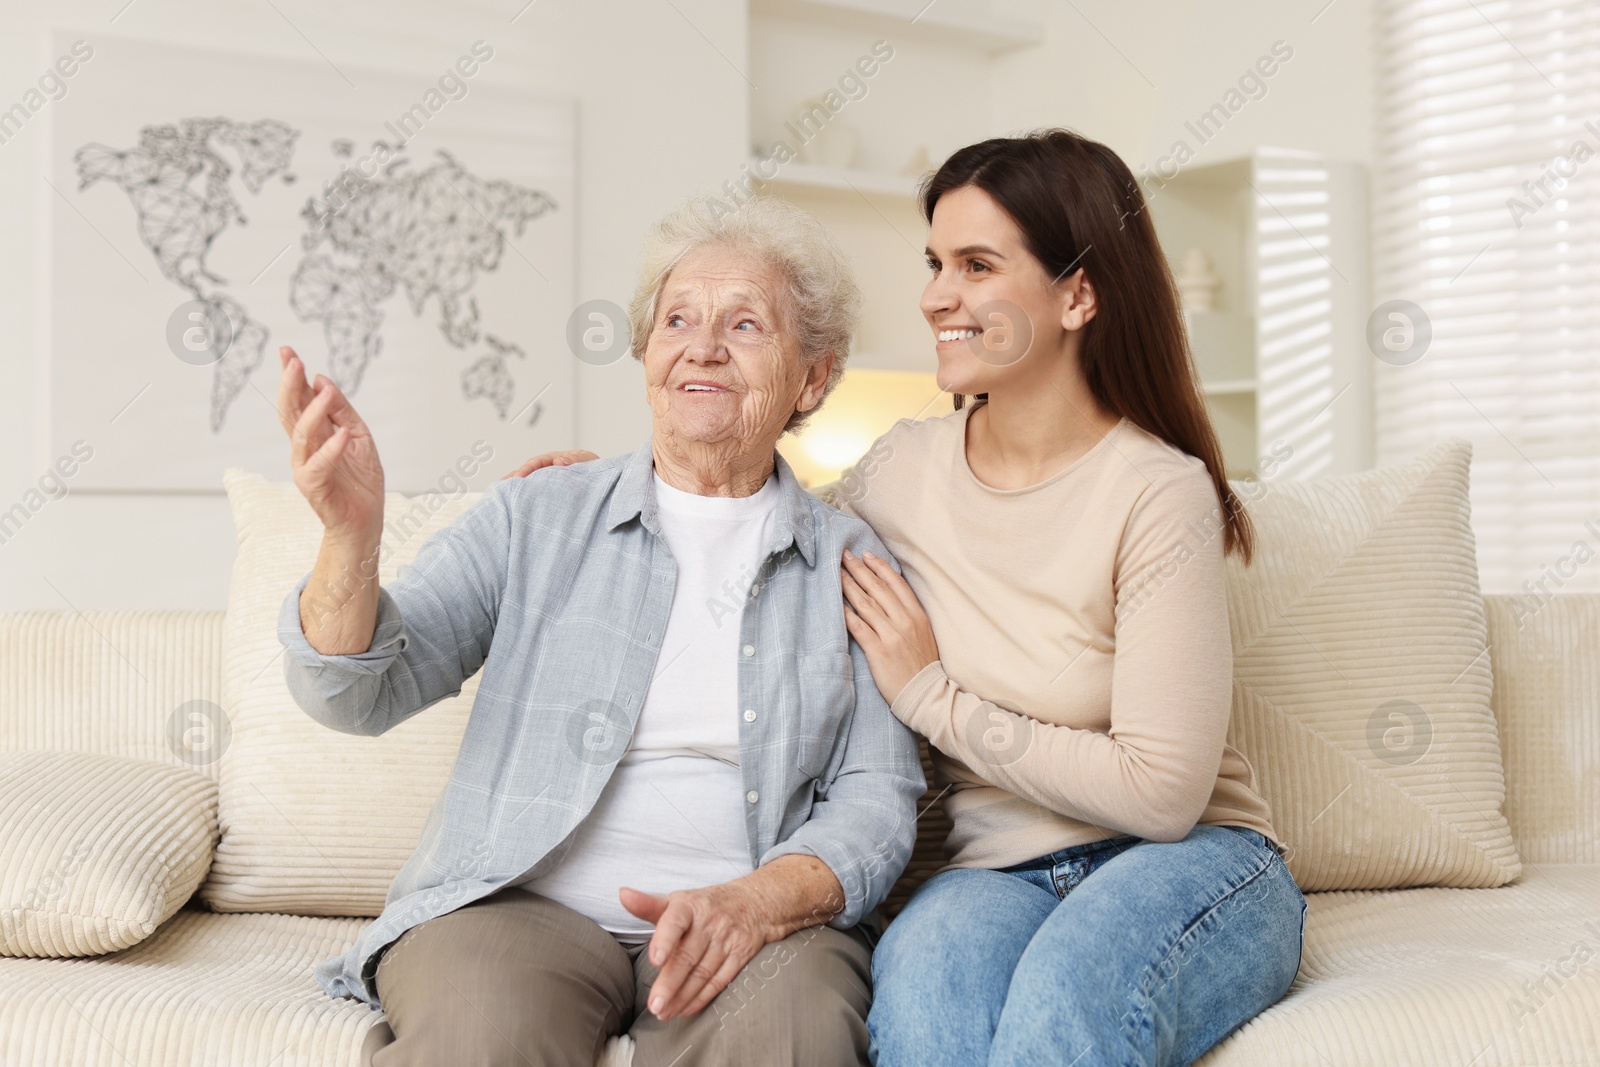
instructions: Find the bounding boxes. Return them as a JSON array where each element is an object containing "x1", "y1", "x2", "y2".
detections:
[
  {"x1": 746, "y1": 790, "x2": 759, "y2": 804},
  {"x1": 742, "y1": 644, "x2": 755, "y2": 657},
  {"x1": 749, "y1": 584, "x2": 760, "y2": 597},
  {"x1": 743, "y1": 709, "x2": 757, "y2": 722}
]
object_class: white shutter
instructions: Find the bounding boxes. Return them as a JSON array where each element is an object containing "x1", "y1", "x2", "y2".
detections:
[{"x1": 1374, "y1": 0, "x2": 1600, "y2": 597}]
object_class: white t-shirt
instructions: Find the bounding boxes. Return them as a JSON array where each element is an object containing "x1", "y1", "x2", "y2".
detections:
[{"x1": 515, "y1": 469, "x2": 780, "y2": 941}]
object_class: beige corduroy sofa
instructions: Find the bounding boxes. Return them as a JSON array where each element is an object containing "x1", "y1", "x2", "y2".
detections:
[{"x1": 3, "y1": 449, "x2": 1598, "y2": 1066}]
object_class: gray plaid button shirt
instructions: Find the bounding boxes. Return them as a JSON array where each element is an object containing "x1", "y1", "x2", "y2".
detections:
[{"x1": 278, "y1": 439, "x2": 924, "y2": 1009}]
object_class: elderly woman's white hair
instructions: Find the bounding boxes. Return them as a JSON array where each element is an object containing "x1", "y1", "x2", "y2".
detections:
[{"x1": 627, "y1": 195, "x2": 861, "y2": 434}]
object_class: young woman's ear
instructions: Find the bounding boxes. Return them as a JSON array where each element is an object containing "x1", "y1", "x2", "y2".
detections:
[{"x1": 1059, "y1": 268, "x2": 1098, "y2": 332}]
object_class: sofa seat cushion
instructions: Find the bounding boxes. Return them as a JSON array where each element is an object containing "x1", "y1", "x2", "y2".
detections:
[
  {"x1": 3, "y1": 870, "x2": 1595, "y2": 1066},
  {"x1": 0, "y1": 907, "x2": 376, "y2": 1066},
  {"x1": 1199, "y1": 863, "x2": 1600, "y2": 1065}
]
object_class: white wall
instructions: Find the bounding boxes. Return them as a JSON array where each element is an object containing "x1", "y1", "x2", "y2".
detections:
[
  {"x1": 0, "y1": 0, "x2": 747, "y2": 611},
  {"x1": 0, "y1": 0, "x2": 1372, "y2": 612}
]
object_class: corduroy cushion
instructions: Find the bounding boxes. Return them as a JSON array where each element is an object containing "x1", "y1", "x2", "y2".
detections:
[
  {"x1": 0, "y1": 751, "x2": 218, "y2": 956},
  {"x1": 1222, "y1": 437, "x2": 1521, "y2": 891},
  {"x1": 202, "y1": 469, "x2": 481, "y2": 916},
  {"x1": 883, "y1": 738, "x2": 950, "y2": 918}
]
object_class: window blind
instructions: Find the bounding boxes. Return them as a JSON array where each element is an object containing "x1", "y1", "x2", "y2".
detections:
[{"x1": 1374, "y1": 0, "x2": 1600, "y2": 597}]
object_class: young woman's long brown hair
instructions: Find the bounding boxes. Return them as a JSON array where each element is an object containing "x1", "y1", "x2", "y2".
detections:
[{"x1": 922, "y1": 129, "x2": 1255, "y2": 564}]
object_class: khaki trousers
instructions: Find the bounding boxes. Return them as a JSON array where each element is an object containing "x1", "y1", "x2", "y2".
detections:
[{"x1": 360, "y1": 886, "x2": 873, "y2": 1067}]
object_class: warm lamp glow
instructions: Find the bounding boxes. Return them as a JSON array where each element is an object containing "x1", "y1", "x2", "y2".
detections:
[
  {"x1": 804, "y1": 430, "x2": 874, "y2": 471},
  {"x1": 779, "y1": 368, "x2": 944, "y2": 488}
]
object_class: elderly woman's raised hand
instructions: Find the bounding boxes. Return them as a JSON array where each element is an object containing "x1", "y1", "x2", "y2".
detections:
[{"x1": 276, "y1": 345, "x2": 385, "y2": 543}]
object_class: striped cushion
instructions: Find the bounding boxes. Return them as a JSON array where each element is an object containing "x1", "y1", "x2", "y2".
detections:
[
  {"x1": 203, "y1": 470, "x2": 480, "y2": 915},
  {"x1": 883, "y1": 737, "x2": 951, "y2": 918},
  {"x1": 1221, "y1": 437, "x2": 1521, "y2": 891},
  {"x1": 0, "y1": 751, "x2": 217, "y2": 957}
]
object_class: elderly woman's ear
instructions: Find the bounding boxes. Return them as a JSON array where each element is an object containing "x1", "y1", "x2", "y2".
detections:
[{"x1": 798, "y1": 352, "x2": 837, "y2": 416}]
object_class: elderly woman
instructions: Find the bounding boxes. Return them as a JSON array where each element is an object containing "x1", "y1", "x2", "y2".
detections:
[{"x1": 273, "y1": 195, "x2": 923, "y2": 1067}]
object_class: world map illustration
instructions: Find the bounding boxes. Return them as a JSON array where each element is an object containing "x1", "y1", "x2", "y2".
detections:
[{"x1": 73, "y1": 117, "x2": 557, "y2": 433}]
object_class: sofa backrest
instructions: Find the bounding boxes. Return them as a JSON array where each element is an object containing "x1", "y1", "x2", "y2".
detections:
[
  {"x1": 2, "y1": 591, "x2": 1596, "y2": 898},
  {"x1": 1484, "y1": 593, "x2": 1600, "y2": 864},
  {"x1": 0, "y1": 609, "x2": 226, "y2": 781}
]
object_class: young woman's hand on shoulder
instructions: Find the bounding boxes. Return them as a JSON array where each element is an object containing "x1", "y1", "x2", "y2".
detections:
[{"x1": 841, "y1": 548, "x2": 940, "y2": 708}]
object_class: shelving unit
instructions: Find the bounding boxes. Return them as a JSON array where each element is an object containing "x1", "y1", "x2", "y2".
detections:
[
  {"x1": 751, "y1": 0, "x2": 1043, "y2": 55},
  {"x1": 1148, "y1": 149, "x2": 1372, "y2": 481},
  {"x1": 745, "y1": 0, "x2": 1042, "y2": 389}
]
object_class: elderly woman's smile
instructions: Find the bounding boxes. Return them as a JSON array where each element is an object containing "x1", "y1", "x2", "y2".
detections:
[{"x1": 644, "y1": 242, "x2": 832, "y2": 494}]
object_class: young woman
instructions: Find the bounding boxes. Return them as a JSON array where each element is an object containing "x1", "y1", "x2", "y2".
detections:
[
  {"x1": 509, "y1": 128, "x2": 1306, "y2": 1066},
  {"x1": 825, "y1": 130, "x2": 1305, "y2": 1066}
]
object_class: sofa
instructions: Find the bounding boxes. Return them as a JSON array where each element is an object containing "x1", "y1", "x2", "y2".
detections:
[{"x1": 3, "y1": 438, "x2": 1597, "y2": 1067}]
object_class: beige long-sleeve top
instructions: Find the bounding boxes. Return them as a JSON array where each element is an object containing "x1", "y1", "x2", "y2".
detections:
[{"x1": 826, "y1": 404, "x2": 1278, "y2": 870}]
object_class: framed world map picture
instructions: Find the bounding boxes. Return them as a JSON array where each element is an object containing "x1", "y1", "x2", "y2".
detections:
[{"x1": 46, "y1": 30, "x2": 575, "y2": 492}]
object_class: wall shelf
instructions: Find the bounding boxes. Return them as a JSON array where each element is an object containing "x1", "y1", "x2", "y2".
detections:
[
  {"x1": 751, "y1": 0, "x2": 1043, "y2": 55},
  {"x1": 753, "y1": 160, "x2": 924, "y2": 199},
  {"x1": 1201, "y1": 378, "x2": 1258, "y2": 397}
]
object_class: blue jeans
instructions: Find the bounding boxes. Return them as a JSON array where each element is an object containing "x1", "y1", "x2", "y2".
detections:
[{"x1": 868, "y1": 824, "x2": 1306, "y2": 1067}]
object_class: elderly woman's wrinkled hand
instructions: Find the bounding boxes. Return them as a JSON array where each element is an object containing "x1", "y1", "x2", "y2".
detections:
[{"x1": 619, "y1": 880, "x2": 771, "y2": 1021}]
